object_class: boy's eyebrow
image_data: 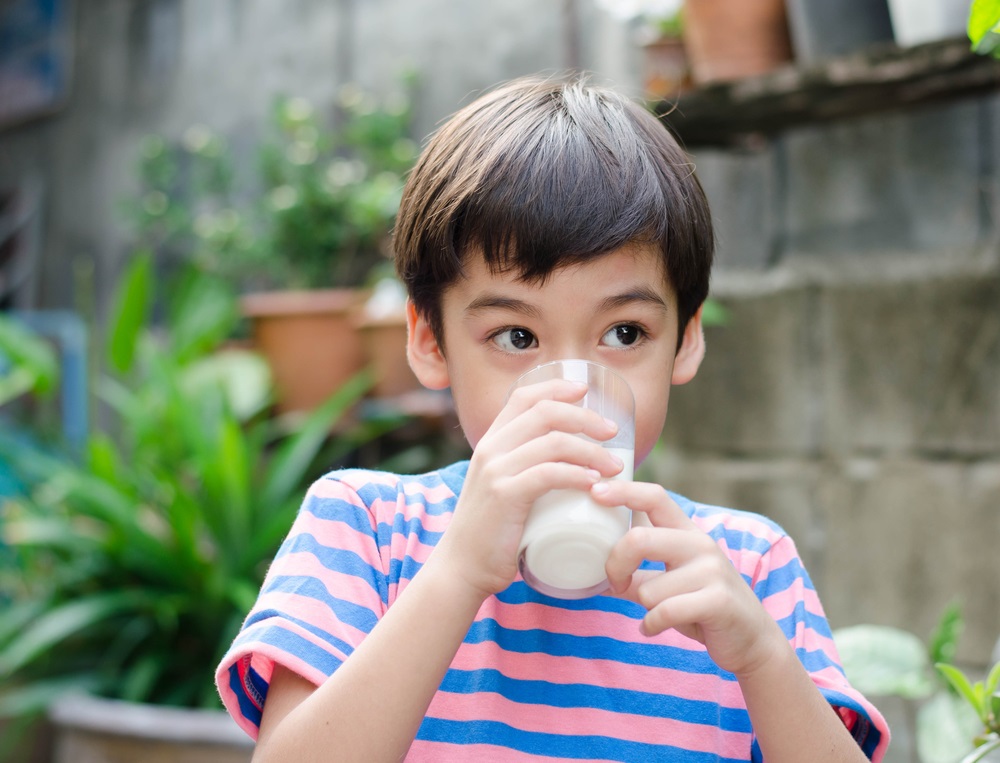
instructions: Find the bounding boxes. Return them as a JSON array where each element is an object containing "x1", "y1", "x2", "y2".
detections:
[
  {"x1": 598, "y1": 287, "x2": 669, "y2": 313},
  {"x1": 464, "y1": 294, "x2": 541, "y2": 318},
  {"x1": 465, "y1": 287, "x2": 668, "y2": 317}
]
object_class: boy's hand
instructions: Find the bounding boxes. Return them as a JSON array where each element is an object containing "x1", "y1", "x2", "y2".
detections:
[
  {"x1": 434, "y1": 379, "x2": 622, "y2": 601},
  {"x1": 595, "y1": 481, "x2": 786, "y2": 679}
]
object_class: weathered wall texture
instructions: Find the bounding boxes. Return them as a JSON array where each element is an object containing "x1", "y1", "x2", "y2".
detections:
[
  {"x1": 1, "y1": 0, "x2": 997, "y2": 670},
  {"x1": 651, "y1": 97, "x2": 1000, "y2": 666}
]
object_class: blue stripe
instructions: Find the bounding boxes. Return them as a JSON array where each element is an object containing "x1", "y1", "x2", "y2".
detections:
[
  {"x1": 440, "y1": 668, "x2": 750, "y2": 731},
  {"x1": 274, "y1": 533, "x2": 389, "y2": 603},
  {"x1": 496, "y1": 579, "x2": 657, "y2": 616},
  {"x1": 227, "y1": 664, "x2": 261, "y2": 727},
  {"x1": 821, "y1": 688, "x2": 885, "y2": 757},
  {"x1": 238, "y1": 607, "x2": 359, "y2": 659},
  {"x1": 773, "y1": 600, "x2": 834, "y2": 641},
  {"x1": 795, "y1": 646, "x2": 842, "y2": 674},
  {"x1": 375, "y1": 514, "x2": 445, "y2": 549},
  {"x1": 243, "y1": 625, "x2": 344, "y2": 679},
  {"x1": 300, "y1": 492, "x2": 372, "y2": 529},
  {"x1": 327, "y1": 468, "x2": 460, "y2": 516},
  {"x1": 261, "y1": 574, "x2": 381, "y2": 631},
  {"x1": 464, "y1": 618, "x2": 726, "y2": 678},
  {"x1": 417, "y1": 718, "x2": 748, "y2": 762},
  {"x1": 753, "y1": 556, "x2": 815, "y2": 599}
]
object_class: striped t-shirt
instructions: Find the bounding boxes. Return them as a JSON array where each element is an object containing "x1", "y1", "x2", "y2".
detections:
[{"x1": 216, "y1": 461, "x2": 889, "y2": 761}]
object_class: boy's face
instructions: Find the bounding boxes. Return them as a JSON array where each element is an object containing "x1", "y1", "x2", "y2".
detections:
[{"x1": 406, "y1": 244, "x2": 704, "y2": 465}]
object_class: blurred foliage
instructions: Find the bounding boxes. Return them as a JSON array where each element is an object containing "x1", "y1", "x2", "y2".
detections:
[
  {"x1": 969, "y1": 0, "x2": 1000, "y2": 58},
  {"x1": 0, "y1": 255, "x2": 383, "y2": 726},
  {"x1": 834, "y1": 603, "x2": 1000, "y2": 763},
  {"x1": 122, "y1": 75, "x2": 419, "y2": 291}
]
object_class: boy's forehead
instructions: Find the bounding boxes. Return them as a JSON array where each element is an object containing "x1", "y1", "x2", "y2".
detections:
[
  {"x1": 447, "y1": 243, "x2": 676, "y2": 304},
  {"x1": 461, "y1": 242, "x2": 671, "y2": 288}
]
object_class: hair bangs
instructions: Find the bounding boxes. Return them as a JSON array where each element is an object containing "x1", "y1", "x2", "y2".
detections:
[{"x1": 454, "y1": 87, "x2": 670, "y2": 282}]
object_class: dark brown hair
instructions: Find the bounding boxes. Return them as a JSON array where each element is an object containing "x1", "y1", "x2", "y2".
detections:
[{"x1": 393, "y1": 75, "x2": 714, "y2": 348}]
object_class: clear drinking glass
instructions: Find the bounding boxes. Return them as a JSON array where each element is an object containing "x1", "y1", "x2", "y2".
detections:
[{"x1": 510, "y1": 359, "x2": 635, "y2": 599}]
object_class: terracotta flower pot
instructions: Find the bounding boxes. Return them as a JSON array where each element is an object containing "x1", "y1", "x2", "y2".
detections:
[
  {"x1": 355, "y1": 312, "x2": 421, "y2": 398},
  {"x1": 682, "y1": 0, "x2": 794, "y2": 85},
  {"x1": 642, "y1": 35, "x2": 692, "y2": 100},
  {"x1": 49, "y1": 694, "x2": 252, "y2": 763},
  {"x1": 240, "y1": 288, "x2": 368, "y2": 414}
]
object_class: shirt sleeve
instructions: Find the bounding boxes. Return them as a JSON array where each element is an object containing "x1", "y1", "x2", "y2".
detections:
[
  {"x1": 750, "y1": 533, "x2": 891, "y2": 762},
  {"x1": 214, "y1": 473, "x2": 389, "y2": 739}
]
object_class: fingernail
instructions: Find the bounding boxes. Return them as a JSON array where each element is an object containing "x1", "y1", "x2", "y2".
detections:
[
  {"x1": 610, "y1": 452, "x2": 624, "y2": 468},
  {"x1": 591, "y1": 481, "x2": 610, "y2": 495},
  {"x1": 586, "y1": 469, "x2": 601, "y2": 482}
]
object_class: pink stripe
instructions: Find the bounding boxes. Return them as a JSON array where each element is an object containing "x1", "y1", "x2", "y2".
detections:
[
  {"x1": 254, "y1": 589, "x2": 370, "y2": 648},
  {"x1": 266, "y1": 548, "x2": 385, "y2": 605},
  {"x1": 401, "y1": 481, "x2": 455, "y2": 503},
  {"x1": 426, "y1": 690, "x2": 749, "y2": 755},
  {"x1": 406, "y1": 740, "x2": 620, "y2": 763},
  {"x1": 450, "y1": 639, "x2": 745, "y2": 707}
]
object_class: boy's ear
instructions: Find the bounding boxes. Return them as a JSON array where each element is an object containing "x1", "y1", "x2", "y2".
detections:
[
  {"x1": 671, "y1": 305, "x2": 706, "y2": 386},
  {"x1": 406, "y1": 300, "x2": 451, "y2": 390}
]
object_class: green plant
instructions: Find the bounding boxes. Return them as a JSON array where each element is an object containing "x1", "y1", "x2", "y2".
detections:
[
  {"x1": 125, "y1": 77, "x2": 418, "y2": 292},
  {"x1": 595, "y1": 0, "x2": 683, "y2": 40},
  {"x1": 834, "y1": 604, "x2": 999, "y2": 763},
  {"x1": 969, "y1": 0, "x2": 1000, "y2": 57},
  {"x1": 935, "y1": 662, "x2": 1000, "y2": 763},
  {"x1": 0, "y1": 318, "x2": 58, "y2": 408},
  {"x1": 0, "y1": 254, "x2": 379, "y2": 723}
]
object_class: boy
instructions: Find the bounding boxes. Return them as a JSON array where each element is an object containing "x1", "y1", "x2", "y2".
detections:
[{"x1": 217, "y1": 76, "x2": 889, "y2": 761}]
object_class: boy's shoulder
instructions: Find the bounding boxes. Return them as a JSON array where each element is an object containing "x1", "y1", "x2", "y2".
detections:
[
  {"x1": 309, "y1": 461, "x2": 470, "y2": 507},
  {"x1": 669, "y1": 491, "x2": 791, "y2": 553}
]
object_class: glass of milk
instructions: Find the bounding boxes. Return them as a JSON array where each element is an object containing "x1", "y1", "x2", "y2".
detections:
[{"x1": 511, "y1": 359, "x2": 635, "y2": 599}]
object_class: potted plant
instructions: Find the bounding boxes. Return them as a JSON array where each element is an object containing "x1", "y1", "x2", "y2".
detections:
[
  {"x1": 595, "y1": 0, "x2": 692, "y2": 100},
  {"x1": 0, "y1": 254, "x2": 379, "y2": 761},
  {"x1": 127, "y1": 76, "x2": 420, "y2": 413},
  {"x1": 680, "y1": 0, "x2": 794, "y2": 85}
]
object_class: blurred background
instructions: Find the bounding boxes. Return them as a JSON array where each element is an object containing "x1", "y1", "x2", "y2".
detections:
[{"x1": 1, "y1": 1, "x2": 998, "y2": 762}]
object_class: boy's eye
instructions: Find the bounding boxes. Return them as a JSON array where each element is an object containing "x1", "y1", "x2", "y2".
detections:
[
  {"x1": 602, "y1": 324, "x2": 643, "y2": 348},
  {"x1": 492, "y1": 327, "x2": 537, "y2": 352}
]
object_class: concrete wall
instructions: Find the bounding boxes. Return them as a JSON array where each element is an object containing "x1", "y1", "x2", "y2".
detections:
[
  {"x1": 2, "y1": 0, "x2": 997, "y2": 671},
  {"x1": 648, "y1": 97, "x2": 1000, "y2": 667}
]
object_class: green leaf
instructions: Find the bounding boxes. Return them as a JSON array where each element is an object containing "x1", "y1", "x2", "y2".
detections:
[
  {"x1": 918, "y1": 690, "x2": 980, "y2": 763},
  {"x1": 0, "y1": 593, "x2": 140, "y2": 677},
  {"x1": 969, "y1": 0, "x2": 1000, "y2": 56},
  {"x1": 961, "y1": 736, "x2": 1000, "y2": 763},
  {"x1": 938, "y1": 663, "x2": 986, "y2": 718},
  {"x1": 833, "y1": 625, "x2": 936, "y2": 699},
  {"x1": 179, "y1": 349, "x2": 271, "y2": 422},
  {"x1": 0, "y1": 316, "x2": 59, "y2": 403},
  {"x1": 2, "y1": 515, "x2": 99, "y2": 555},
  {"x1": 107, "y1": 251, "x2": 153, "y2": 373},
  {"x1": 165, "y1": 268, "x2": 239, "y2": 363},
  {"x1": 0, "y1": 600, "x2": 47, "y2": 651},
  {"x1": 259, "y1": 368, "x2": 372, "y2": 509},
  {"x1": 929, "y1": 601, "x2": 964, "y2": 666},
  {"x1": 986, "y1": 660, "x2": 1000, "y2": 697},
  {"x1": 700, "y1": 298, "x2": 729, "y2": 328}
]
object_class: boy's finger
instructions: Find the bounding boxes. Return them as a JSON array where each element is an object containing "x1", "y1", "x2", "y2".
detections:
[
  {"x1": 590, "y1": 480, "x2": 695, "y2": 531},
  {"x1": 503, "y1": 433, "x2": 625, "y2": 481}
]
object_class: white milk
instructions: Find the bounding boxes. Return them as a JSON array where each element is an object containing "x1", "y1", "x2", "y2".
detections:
[{"x1": 518, "y1": 447, "x2": 635, "y2": 598}]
